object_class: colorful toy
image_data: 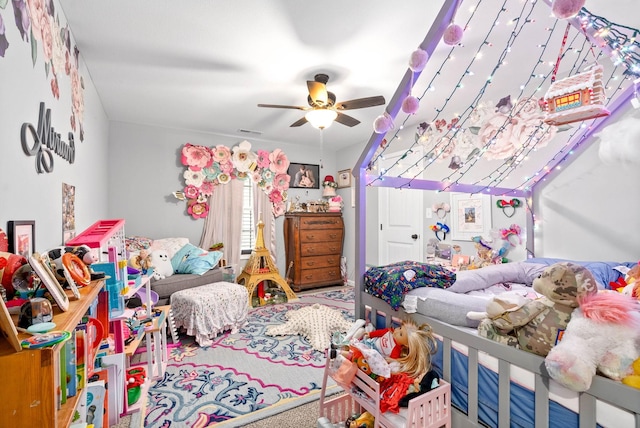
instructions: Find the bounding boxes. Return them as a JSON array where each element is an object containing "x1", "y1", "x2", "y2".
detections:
[
  {"x1": 477, "y1": 262, "x2": 598, "y2": 357},
  {"x1": 345, "y1": 411, "x2": 375, "y2": 428},
  {"x1": 545, "y1": 292, "x2": 640, "y2": 391},
  {"x1": 149, "y1": 249, "x2": 173, "y2": 280},
  {"x1": 621, "y1": 358, "x2": 640, "y2": 389}
]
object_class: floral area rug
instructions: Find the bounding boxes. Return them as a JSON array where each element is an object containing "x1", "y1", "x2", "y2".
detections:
[{"x1": 132, "y1": 286, "x2": 355, "y2": 427}]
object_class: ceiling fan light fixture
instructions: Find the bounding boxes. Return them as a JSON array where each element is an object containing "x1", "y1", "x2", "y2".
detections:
[{"x1": 305, "y1": 109, "x2": 338, "y2": 129}]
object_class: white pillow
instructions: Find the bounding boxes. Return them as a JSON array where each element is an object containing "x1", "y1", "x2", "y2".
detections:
[{"x1": 151, "y1": 237, "x2": 190, "y2": 259}]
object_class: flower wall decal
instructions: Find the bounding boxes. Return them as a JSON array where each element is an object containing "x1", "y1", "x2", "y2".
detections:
[
  {"x1": 180, "y1": 141, "x2": 291, "y2": 220},
  {"x1": 0, "y1": 0, "x2": 86, "y2": 141}
]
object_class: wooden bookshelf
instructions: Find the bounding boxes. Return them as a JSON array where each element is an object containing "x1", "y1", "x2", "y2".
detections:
[{"x1": 0, "y1": 279, "x2": 104, "y2": 428}]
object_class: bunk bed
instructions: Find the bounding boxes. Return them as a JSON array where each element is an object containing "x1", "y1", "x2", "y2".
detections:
[{"x1": 350, "y1": 0, "x2": 640, "y2": 426}]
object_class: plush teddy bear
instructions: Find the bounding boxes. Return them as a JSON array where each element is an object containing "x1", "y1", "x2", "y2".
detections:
[
  {"x1": 477, "y1": 262, "x2": 598, "y2": 357},
  {"x1": 544, "y1": 291, "x2": 640, "y2": 391}
]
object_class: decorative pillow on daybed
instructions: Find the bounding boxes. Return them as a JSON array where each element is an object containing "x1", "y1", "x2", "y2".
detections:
[
  {"x1": 170, "y1": 243, "x2": 223, "y2": 275},
  {"x1": 364, "y1": 261, "x2": 457, "y2": 310},
  {"x1": 447, "y1": 262, "x2": 548, "y2": 293}
]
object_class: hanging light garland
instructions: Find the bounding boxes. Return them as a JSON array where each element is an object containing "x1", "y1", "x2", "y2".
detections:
[{"x1": 365, "y1": 0, "x2": 640, "y2": 196}]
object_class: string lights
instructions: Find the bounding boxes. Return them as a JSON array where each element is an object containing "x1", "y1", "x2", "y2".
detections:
[{"x1": 365, "y1": 0, "x2": 639, "y2": 197}]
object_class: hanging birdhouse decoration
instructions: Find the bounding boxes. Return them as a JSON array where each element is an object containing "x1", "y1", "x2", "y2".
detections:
[{"x1": 543, "y1": 64, "x2": 610, "y2": 126}]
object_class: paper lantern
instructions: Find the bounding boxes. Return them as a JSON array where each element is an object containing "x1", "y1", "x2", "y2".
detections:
[
  {"x1": 373, "y1": 113, "x2": 394, "y2": 134},
  {"x1": 443, "y1": 24, "x2": 464, "y2": 45},
  {"x1": 409, "y1": 48, "x2": 429, "y2": 72},
  {"x1": 402, "y1": 96, "x2": 420, "y2": 114}
]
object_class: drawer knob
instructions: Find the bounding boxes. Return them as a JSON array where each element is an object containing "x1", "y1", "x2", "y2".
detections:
[
  {"x1": 327, "y1": 259, "x2": 335, "y2": 265},
  {"x1": 304, "y1": 274, "x2": 314, "y2": 280},
  {"x1": 306, "y1": 234, "x2": 315, "y2": 239},
  {"x1": 329, "y1": 233, "x2": 337, "y2": 239},
  {"x1": 329, "y1": 247, "x2": 337, "y2": 252},
  {"x1": 306, "y1": 261, "x2": 315, "y2": 266}
]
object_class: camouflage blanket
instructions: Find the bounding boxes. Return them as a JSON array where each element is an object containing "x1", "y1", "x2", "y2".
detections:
[{"x1": 364, "y1": 261, "x2": 456, "y2": 310}]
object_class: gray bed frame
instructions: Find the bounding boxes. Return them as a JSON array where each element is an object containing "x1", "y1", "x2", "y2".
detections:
[{"x1": 360, "y1": 291, "x2": 640, "y2": 428}]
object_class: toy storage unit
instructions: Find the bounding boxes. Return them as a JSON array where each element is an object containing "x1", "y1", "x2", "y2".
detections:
[{"x1": 319, "y1": 352, "x2": 451, "y2": 428}]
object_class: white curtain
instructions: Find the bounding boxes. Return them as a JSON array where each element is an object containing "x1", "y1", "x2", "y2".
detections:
[
  {"x1": 253, "y1": 182, "x2": 277, "y2": 264},
  {"x1": 199, "y1": 179, "x2": 244, "y2": 267}
]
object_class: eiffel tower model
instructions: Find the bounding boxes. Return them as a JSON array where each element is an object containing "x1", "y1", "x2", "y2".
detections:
[{"x1": 236, "y1": 219, "x2": 298, "y2": 306}]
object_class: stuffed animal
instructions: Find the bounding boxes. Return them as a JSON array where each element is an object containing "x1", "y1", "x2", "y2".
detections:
[
  {"x1": 345, "y1": 411, "x2": 374, "y2": 428},
  {"x1": 398, "y1": 369, "x2": 440, "y2": 407},
  {"x1": 129, "y1": 249, "x2": 154, "y2": 275},
  {"x1": 467, "y1": 291, "x2": 531, "y2": 322},
  {"x1": 149, "y1": 249, "x2": 173, "y2": 280},
  {"x1": 545, "y1": 292, "x2": 640, "y2": 391},
  {"x1": 477, "y1": 262, "x2": 598, "y2": 357}
]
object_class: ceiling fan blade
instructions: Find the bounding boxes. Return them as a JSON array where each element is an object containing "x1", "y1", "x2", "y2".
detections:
[
  {"x1": 335, "y1": 112, "x2": 360, "y2": 127},
  {"x1": 307, "y1": 81, "x2": 328, "y2": 106},
  {"x1": 257, "y1": 103, "x2": 308, "y2": 110},
  {"x1": 290, "y1": 117, "x2": 308, "y2": 127},
  {"x1": 335, "y1": 95, "x2": 386, "y2": 110}
]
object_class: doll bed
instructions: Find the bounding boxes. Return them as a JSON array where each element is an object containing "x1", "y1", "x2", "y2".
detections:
[
  {"x1": 319, "y1": 349, "x2": 452, "y2": 428},
  {"x1": 359, "y1": 288, "x2": 640, "y2": 428}
]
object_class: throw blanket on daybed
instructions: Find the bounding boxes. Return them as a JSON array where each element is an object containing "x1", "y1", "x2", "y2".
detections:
[{"x1": 364, "y1": 261, "x2": 456, "y2": 310}]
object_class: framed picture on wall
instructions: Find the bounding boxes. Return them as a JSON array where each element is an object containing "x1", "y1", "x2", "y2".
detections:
[
  {"x1": 337, "y1": 169, "x2": 352, "y2": 188},
  {"x1": 7, "y1": 220, "x2": 35, "y2": 258},
  {"x1": 450, "y1": 193, "x2": 491, "y2": 241},
  {"x1": 288, "y1": 163, "x2": 320, "y2": 189}
]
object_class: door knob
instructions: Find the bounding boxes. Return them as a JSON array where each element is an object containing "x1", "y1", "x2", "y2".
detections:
[{"x1": 411, "y1": 234, "x2": 418, "y2": 240}]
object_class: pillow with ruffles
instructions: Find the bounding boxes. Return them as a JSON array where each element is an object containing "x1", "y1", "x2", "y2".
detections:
[{"x1": 171, "y1": 243, "x2": 223, "y2": 275}]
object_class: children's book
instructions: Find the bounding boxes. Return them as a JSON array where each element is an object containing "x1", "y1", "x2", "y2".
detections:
[
  {"x1": 66, "y1": 329, "x2": 78, "y2": 398},
  {"x1": 85, "y1": 379, "x2": 106, "y2": 428}
]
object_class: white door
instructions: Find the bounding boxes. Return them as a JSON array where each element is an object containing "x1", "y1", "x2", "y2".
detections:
[{"x1": 378, "y1": 148, "x2": 424, "y2": 265}]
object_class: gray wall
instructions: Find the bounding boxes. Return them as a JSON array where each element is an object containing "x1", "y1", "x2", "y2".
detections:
[{"x1": 107, "y1": 121, "x2": 336, "y2": 273}]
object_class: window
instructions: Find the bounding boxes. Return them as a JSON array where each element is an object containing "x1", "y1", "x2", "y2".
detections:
[{"x1": 241, "y1": 180, "x2": 255, "y2": 254}]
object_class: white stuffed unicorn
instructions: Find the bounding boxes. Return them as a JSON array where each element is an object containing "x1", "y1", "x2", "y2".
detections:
[{"x1": 544, "y1": 292, "x2": 640, "y2": 392}]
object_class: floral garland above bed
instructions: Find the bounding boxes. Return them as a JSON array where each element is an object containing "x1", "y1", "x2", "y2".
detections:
[{"x1": 180, "y1": 141, "x2": 290, "y2": 219}]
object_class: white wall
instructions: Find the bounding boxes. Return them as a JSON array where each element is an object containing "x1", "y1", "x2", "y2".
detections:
[
  {"x1": 107, "y1": 121, "x2": 337, "y2": 273},
  {"x1": 0, "y1": 1, "x2": 110, "y2": 253}
]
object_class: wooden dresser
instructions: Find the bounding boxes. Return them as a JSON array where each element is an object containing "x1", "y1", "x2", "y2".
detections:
[{"x1": 284, "y1": 212, "x2": 344, "y2": 291}]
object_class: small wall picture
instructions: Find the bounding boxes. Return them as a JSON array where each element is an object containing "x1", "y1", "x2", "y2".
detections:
[
  {"x1": 8, "y1": 220, "x2": 35, "y2": 258},
  {"x1": 288, "y1": 163, "x2": 320, "y2": 189},
  {"x1": 62, "y1": 183, "x2": 76, "y2": 243},
  {"x1": 337, "y1": 169, "x2": 352, "y2": 188}
]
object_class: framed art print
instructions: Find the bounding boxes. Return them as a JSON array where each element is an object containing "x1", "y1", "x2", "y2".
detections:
[
  {"x1": 450, "y1": 193, "x2": 492, "y2": 241},
  {"x1": 28, "y1": 252, "x2": 70, "y2": 311},
  {"x1": 8, "y1": 220, "x2": 35, "y2": 258},
  {"x1": 288, "y1": 163, "x2": 320, "y2": 189},
  {"x1": 337, "y1": 169, "x2": 352, "y2": 188}
]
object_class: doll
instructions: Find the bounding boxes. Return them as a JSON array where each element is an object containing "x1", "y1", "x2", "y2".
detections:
[{"x1": 361, "y1": 318, "x2": 438, "y2": 380}]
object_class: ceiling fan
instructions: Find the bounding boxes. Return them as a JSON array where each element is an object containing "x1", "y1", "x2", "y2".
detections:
[{"x1": 257, "y1": 73, "x2": 386, "y2": 129}]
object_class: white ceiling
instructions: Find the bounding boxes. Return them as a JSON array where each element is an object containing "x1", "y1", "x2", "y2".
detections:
[{"x1": 58, "y1": 0, "x2": 640, "y2": 161}]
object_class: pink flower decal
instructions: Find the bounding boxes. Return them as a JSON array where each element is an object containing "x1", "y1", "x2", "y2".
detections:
[
  {"x1": 181, "y1": 143, "x2": 213, "y2": 170},
  {"x1": 212, "y1": 145, "x2": 231, "y2": 163},
  {"x1": 256, "y1": 150, "x2": 271, "y2": 168},
  {"x1": 269, "y1": 149, "x2": 289, "y2": 174},
  {"x1": 273, "y1": 173, "x2": 290, "y2": 190},
  {"x1": 187, "y1": 200, "x2": 209, "y2": 219},
  {"x1": 179, "y1": 143, "x2": 291, "y2": 219},
  {"x1": 184, "y1": 185, "x2": 200, "y2": 199}
]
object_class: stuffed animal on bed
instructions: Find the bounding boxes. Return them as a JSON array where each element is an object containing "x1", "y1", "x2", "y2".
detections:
[
  {"x1": 544, "y1": 291, "x2": 640, "y2": 391},
  {"x1": 477, "y1": 262, "x2": 598, "y2": 357}
]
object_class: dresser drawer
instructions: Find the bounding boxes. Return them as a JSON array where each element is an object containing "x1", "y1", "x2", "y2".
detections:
[
  {"x1": 299, "y1": 216, "x2": 343, "y2": 230},
  {"x1": 301, "y1": 241, "x2": 342, "y2": 257},
  {"x1": 300, "y1": 228, "x2": 343, "y2": 243},
  {"x1": 300, "y1": 254, "x2": 341, "y2": 270},
  {"x1": 299, "y1": 267, "x2": 341, "y2": 285}
]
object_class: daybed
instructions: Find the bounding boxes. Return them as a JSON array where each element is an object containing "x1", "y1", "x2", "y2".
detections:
[
  {"x1": 358, "y1": 259, "x2": 640, "y2": 427},
  {"x1": 125, "y1": 236, "x2": 226, "y2": 306}
]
